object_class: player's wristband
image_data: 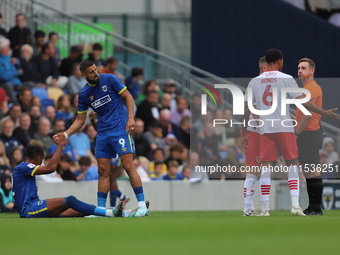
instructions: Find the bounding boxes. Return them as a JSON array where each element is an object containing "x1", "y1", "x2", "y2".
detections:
[{"x1": 64, "y1": 132, "x2": 69, "y2": 139}]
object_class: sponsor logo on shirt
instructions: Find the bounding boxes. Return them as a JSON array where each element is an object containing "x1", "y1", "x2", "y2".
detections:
[
  {"x1": 27, "y1": 163, "x2": 36, "y2": 168},
  {"x1": 91, "y1": 95, "x2": 111, "y2": 109}
]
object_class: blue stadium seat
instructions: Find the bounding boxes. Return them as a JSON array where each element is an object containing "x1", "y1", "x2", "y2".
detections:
[
  {"x1": 41, "y1": 98, "x2": 55, "y2": 114},
  {"x1": 32, "y1": 87, "x2": 49, "y2": 100}
]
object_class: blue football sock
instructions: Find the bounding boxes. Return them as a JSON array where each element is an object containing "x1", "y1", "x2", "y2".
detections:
[
  {"x1": 93, "y1": 207, "x2": 107, "y2": 217},
  {"x1": 110, "y1": 190, "x2": 119, "y2": 207},
  {"x1": 64, "y1": 196, "x2": 96, "y2": 216},
  {"x1": 133, "y1": 186, "x2": 145, "y2": 202},
  {"x1": 97, "y1": 192, "x2": 107, "y2": 208}
]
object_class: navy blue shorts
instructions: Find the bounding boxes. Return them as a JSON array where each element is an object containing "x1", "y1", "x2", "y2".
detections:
[
  {"x1": 21, "y1": 199, "x2": 51, "y2": 218},
  {"x1": 96, "y1": 132, "x2": 135, "y2": 159}
]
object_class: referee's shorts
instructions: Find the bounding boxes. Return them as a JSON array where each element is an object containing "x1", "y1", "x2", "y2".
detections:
[{"x1": 296, "y1": 129, "x2": 323, "y2": 169}]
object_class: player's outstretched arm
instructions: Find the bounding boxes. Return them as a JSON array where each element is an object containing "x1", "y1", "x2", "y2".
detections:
[
  {"x1": 34, "y1": 134, "x2": 65, "y2": 175},
  {"x1": 53, "y1": 112, "x2": 87, "y2": 143},
  {"x1": 299, "y1": 96, "x2": 340, "y2": 120},
  {"x1": 120, "y1": 89, "x2": 135, "y2": 134}
]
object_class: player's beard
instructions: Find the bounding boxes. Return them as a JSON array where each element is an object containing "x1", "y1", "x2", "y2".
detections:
[{"x1": 87, "y1": 76, "x2": 99, "y2": 85}]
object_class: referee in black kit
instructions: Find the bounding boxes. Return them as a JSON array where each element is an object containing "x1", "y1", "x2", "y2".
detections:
[{"x1": 295, "y1": 58, "x2": 324, "y2": 215}]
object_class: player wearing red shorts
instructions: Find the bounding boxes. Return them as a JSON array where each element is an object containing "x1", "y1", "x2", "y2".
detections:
[
  {"x1": 245, "y1": 49, "x2": 339, "y2": 216},
  {"x1": 241, "y1": 57, "x2": 267, "y2": 216}
]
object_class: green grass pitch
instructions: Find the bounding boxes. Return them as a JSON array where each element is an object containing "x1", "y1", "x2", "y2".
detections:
[{"x1": 1, "y1": 210, "x2": 339, "y2": 254}]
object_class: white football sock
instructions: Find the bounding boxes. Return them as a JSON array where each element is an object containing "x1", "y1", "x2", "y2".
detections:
[
  {"x1": 106, "y1": 209, "x2": 114, "y2": 217},
  {"x1": 288, "y1": 165, "x2": 300, "y2": 208},
  {"x1": 244, "y1": 174, "x2": 257, "y2": 212},
  {"x1": 260, "y1": 166, "x2": 271, "y2": 212},
  {"x1": 138, "y1": 201, "x2": 146, "y2": 208}
]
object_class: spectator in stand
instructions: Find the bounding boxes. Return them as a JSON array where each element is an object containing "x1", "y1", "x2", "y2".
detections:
[
  {"x1": 163, "y1": 160, "x2": 184, "y2": 181},
  {"x1": 159, "y1": 109, "x2": 183, "y2": 144},
  {"x1": 164, "y1": 142, "x2": 185, "y2": 167},
  {"x1": 0, "y1": 173, "x2": 16, "y2": 212},
  {"x1": 0, "y1": 119, "x2": 22, "y2": 157},
  {"x1": 19, "y1": 44, "x2": 41, "y2": 84},
  {"x1": 213, "y1": 109, "x2": 227, "y2": 145},
  {"x1": 125, "y1": 67, "x2": 144, "y2": 99},
  {"x1": 9, "y1": 147, "x2": 23, "y2": 169},
  {"x1": 69, "y1": 124, "x2": 96, "y2": 163},
  {"x1": 88, "y1": 42, "x2": 105, "y2": 71},
  {"x1": 7, "y1": 13, "x2": 31, "y2": 58},
  {"x1": 170, "y1": 96, "x2": 191, "y2": 126},
  {"x1": 32, "y1": 30, "x2": 45, "y2": 57},
  {"x1": 135, "y1": 90, "x2": 160, "y2": 131},
  {"x1": 190, "y1": 94, "x2": 201, "y2": 123},
  {"x1": 101, "y1": 56, "x2": 120, "y2": 78},
  {"x1": 48, "y1": 32, "x2": 60, "y2": 65},
  {"x1": 0, "y1": 13, "x2": 6, "y2": 36},
  {"x1": 180, "y1": 115, "x2": 190, "y2": 149},
  {"x1": 78, "y1": 156, "x2": 99, "y2": 181},
  {"x1": 160, "y1": 93, "x2": 172, "y2": 110},
  {"x1": 0, "y1": 37, "x2": 26, "y2": 101},
  {"x1": 51, "y1": 119, "x2": 65, "y2": 136},
  {"x1": 188, "y1": 152, "x2": 209, "y2": 180},
  {"x1": 55, "y1": 95, "x2": 75, "y2": 128},
  {"x1": 322, "y1": 137, "x2": 339, "y2": 165},
  {"x1": 182, "y1": 165, "x2": 191, "y2": 180},
  {"x1": 0, "y1": 87, "x2": 8, "y2": 117},
  {"x1": 30, "y1": 96, "x2": 41, "y2": 108},
  {"x1": 56, "y1": 154, "x2": 77, "y2": 181},
  {"x1": 84, "y1": 123, "x2": 97, "y2": 156},
  {"x1": 0, "y1": 103, "x2": 21, "y2": 130},
  {"x1": 36, "y1": 43, "x2": 68, "y2": 88},
  {"x1": 224, "y1": 108, "x2": 236, "y2": 139},
  {"x1": 0, "y1": 140, "x2": 12, "y2": 175},
  {"x1": 178, "y1": 147, "x2": 189, "y2": 172},
  {"x1": 135, "y1": 79, "x2": 163, "y2": 106},
  {"x1": 59, "y1": 45, "x2": 83, "y2": 77},
  {"x1": 163, "y1": 79, "x2": 178, "y2": 110},
  {"x1": 147, "y1": 148, "x2": 167, "y2": 174},
  {"x1": 193, "y1": 108, "x2": 212, "y2": 133},
  {"x1": 67, "y1": 62, "x2": 86, "y2": 97},
  {"x1": 198, "y1": 122, "x2": 221, "y2": 166},
  {"x1": 44, "y1": 105, "x2": 56, "y2": 123},
  {"x1": 142, "y1": 120, "x2": 166, "y2": 160},
  {"x1": 34, "y1": 118, "x2": 54, "y2": 152},
  {"x1": 13, "y1": 113, "x2": 32, "y2": 147},
  {"x1": 28, "y1": 104, "x2": 41, "y2": 137},
  {"x1": 149, "y1": 161, "x2": 165, "y2": 180},
  {"x1": 18, "y1": 86, "x2": 32, "y2": 113},
  {"x1": 134, "y1": 156, "x2": 151, "y2": 182},
  {"x1": 133, "y1": 118, "x2": 150, "y2": 158}
]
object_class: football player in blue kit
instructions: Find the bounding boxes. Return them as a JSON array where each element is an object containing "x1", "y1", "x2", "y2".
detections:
[
  {"x1": 12, "y1": 134, "x2": 123, "y2": 218},
  {"x1": 53, "y1": 60, "x2": 148, "y2": 217}
]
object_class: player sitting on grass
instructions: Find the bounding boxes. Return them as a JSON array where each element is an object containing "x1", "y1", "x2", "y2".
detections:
[{"x1": 12, "y1": 134, "x2": 123, "y2": 218}]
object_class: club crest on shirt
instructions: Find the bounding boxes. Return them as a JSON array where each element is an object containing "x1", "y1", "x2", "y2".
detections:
[
  {"x1": 89, "y1": 96, "x2": 93, "y2": 101},
  {"x1": 102, "y1": 85, "x2": 107, "y2": 92}
]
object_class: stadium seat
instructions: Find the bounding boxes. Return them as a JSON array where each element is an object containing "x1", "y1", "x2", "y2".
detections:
[{"x1": 32, "y1": 87, "x2": 49, "y2": 100}]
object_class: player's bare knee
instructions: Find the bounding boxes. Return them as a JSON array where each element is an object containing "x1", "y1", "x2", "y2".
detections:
[
  {"x1": 122, "y1": 162, "x2": 133, "y2": 172},
  {"x1": 98, "y1": 166, "x2": 109, "y2": 178}
]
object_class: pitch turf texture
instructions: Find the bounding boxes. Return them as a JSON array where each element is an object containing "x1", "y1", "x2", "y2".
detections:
[{"x1": 1, "y1": 211, "x2": 339, "y2": 254}]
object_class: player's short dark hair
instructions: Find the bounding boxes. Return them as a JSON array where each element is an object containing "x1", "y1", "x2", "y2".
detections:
[
  {"x1": 153, "y1": 148, "x2": 164, "y2": 155},
  {"x1": 92, "y1": 43, "x2": 102, "y2": 51},
  {"x1": 131, "y1": 67, "x2": 144, "y2": 78},
  {"x1": 168, "y1": 160, "x2": 179, "y2": 168},
  {"x1": 34, "y1": 30, "x2": 45, "y2": 39},
  {"x1": 26, "y1": 144, "x2": 45, "y2": 159},
  {"x1": 79, "y1": 59, "x2": 95, "y2": 73},
  {"x1": 299, "y1": 58, "x2": 316, "y2": 70},
  {"x1": 78, "y1": 156, "x2": 91, "y2": 166},
  {"x1": 48, "y1": 32, "x2": 57, "y2": 39},
  {"x1": 170, "y1": 142, "x2": 185, "y2": 153},
  {"x1": 143, "y1": 79, "x2": 155, "y2": 94},
  {"x1": 154, "y1": 161, "x2": 163, "y2": 167},
  {"x1": 41, "y1": 43, "x2": 49, "y2": 54},
  {"x1": 265, "y1": 49, "x2": 283, "y2": 64},
  {"x1": 60, "y1": 154, "x2": 73, "y2": 163},
  {"x1": 259, "y1": 56, "x2": 267, "y2": 68},
  {"x1": 106, "y1": 56, "x2": 118, "y2": 64}
]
